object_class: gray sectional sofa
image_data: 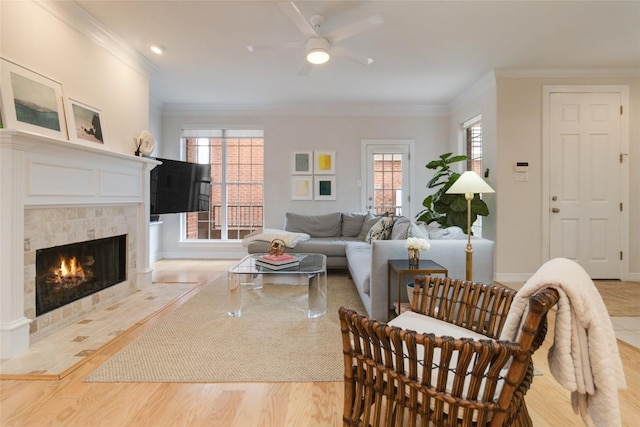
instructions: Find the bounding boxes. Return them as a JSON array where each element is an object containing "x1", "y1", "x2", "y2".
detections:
[{"x1": 244, "y1": 211, "x2": 495, "y2": 321}]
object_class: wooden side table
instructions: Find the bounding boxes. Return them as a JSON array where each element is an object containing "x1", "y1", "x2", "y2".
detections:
[{"x1": 387, "y1": 259, "x2": 448, "y2": 321}]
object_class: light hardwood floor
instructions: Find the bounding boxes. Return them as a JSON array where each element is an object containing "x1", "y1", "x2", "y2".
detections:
[{"x1": 1, "y1": 260, "x2": 638, "y2": 427}]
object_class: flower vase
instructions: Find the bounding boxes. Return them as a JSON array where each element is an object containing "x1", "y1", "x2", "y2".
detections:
[{"x1": 408, "y1": 248, "x2": 420, "y2": 268}]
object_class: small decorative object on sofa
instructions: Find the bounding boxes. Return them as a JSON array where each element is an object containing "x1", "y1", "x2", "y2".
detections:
[{"x1": 405, "y1": 237, "x2": 430, "y2": 268}]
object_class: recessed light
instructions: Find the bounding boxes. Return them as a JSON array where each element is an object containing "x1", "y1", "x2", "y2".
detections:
[{"x1": 150, "y1": 45, "x2": 164, "y2": 55}]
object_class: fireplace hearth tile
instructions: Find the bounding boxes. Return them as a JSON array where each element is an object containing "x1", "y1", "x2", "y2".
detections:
[{"x1": 0, "y1": 281, "x2": 200, "y2": 377}]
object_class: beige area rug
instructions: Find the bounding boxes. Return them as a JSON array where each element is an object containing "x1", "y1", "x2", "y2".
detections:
[
  {"x1": 85, "y1": 272, "x2": 365, "y2": 383},
  {"x1": 496, "y1": 280, "x2": 640, "y2": 317}
]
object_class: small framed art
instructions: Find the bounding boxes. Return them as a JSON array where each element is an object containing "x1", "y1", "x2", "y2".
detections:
[
  {"x1": 313, "y1": 150, "x2": 335, "y2": 175},
  {"x1": 291, "y1": 175, "x2": 313, "y2": 200},
  {"x1": 291, "y1": 150, "x2": 313, "y2": 174},
  {"x1": 314, "y1": 176, "x2": 336, "y2": 200},
  {"x1": 65, "y1": 98, "x2": 105, "y2": 144},
  {"x1": 0, "y1": 58, "x2": 67, "y2": 139}
]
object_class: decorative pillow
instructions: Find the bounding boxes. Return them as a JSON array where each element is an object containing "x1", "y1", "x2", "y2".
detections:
[
  {"x1": 341, "y1": 212, "x2": 367, "y2": 237},
  {"x1": 407, "y1": 221, "x2": 429, "y2": 240},
  {"x1": 356, "y1": 212, "x2": 387, "y2": 241},
  {"x1": 366, "y1": 216, "x2": 395, "y2": 243},
  {"x1": 390, "y1": 216, "x2": 411, "y2": 240},
  {"x1": 284, "y1": 212, "x2": 342, "y2": 237},
  {"x1": 241, "y1": 228, "x2": 310, "y2": 247}
]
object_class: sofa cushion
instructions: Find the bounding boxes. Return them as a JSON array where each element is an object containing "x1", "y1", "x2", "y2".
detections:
[
  {"x1": 345, "y1": 242, "x2": 372, "y2": 295},
  {"x1": 390, "y1": 216, "x2": 411, "y2": 240},
  {"x1": 366, "y1": 216, "x2": 394, "y2": 243},
  {"x1": 284, "y1": 212, "x2": 342, "y2": 237},
  {"x1": 341, "y1": 212, "x2": 367, "y2": 237},
  {"x1": 356, "y1": 212, "x2": 387, "y2": 241}
]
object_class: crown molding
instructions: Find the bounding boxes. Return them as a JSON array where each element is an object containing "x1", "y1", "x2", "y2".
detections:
[
  {"x1": 160, "y1": 103, "x2": 449, "y2": 117},
  {"x1": 36, "y1": 0, "x2": 156, "y2": 77},
  {"x1": 495, "y1": 67, "x2": 640, "y2": 78},
  {"x1": 448, "y1": 71, "x2": 497, "y2": 113}
]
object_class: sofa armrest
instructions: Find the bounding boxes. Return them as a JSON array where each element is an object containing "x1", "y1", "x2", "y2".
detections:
[{"x1": 368, "y1": 238, "x2": 495, "y2": 322}]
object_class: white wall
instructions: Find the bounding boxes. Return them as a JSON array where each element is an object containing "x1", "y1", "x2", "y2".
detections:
[
  {"x1": 447, "y1": 72, "x2": 498, "y2": 244},
  {"x1": 495, "y1": 75, "x2": 640, "y2": 281},
  {"x1": 155, "y1": 112, "x2": 449, "y2": 259},
  {"x1": 0, "y1": 1, "x2": 149, "y2": 155}
]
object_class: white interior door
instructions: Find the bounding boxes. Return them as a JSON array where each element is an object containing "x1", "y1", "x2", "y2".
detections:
[
  {"x1": 548, "y1": 91, "x2": 623, "y2": 279},
  {"x1": 361, "y1": 140, "x2": 412, "y2": 216}
]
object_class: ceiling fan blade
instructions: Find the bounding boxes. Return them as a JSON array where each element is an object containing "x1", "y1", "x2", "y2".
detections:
[
  {"x1": 247, "y1": 41, "x2": 304, "y2": 52},
  {"x1": 278, "y1": 1, "x2": 318, "y2": 39},
  {"x1": 325, "y1": 14, "x2": 384, "y2": 43},
  {"x1": 331, "y1": 46, "x2": 374, "y2": 66}
]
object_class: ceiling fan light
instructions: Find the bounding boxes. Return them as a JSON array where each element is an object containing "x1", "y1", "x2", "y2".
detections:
[
  {"x1": 307, "y1": 49, "x2": 330, "y2": 64},
  {"x1": 306, "y1": 38, "x2": 330, "y2": 64}
]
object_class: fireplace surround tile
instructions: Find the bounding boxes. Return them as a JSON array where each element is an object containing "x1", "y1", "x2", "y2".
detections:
[{"x1": 24, "y1": 205, "x2": 138, "y2": 340}]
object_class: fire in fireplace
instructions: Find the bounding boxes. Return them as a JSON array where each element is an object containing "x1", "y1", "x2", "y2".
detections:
[{"x1": 35, "y1": 235, "x2": 127, "y2": 316}]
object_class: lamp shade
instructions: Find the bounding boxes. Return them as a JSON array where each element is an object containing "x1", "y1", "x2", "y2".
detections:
[
  {"x1": 446, "y1": 171, "x2": 495, "y2": 195},
  {"x1": 306, "y1": 38, "x2": 330, "y2": 64}
]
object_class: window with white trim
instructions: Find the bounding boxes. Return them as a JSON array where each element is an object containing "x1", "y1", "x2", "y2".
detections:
[
  {"x1": 464, "y1": 116, "x2": 483, "y2": 236},
  {"x1": 182, "y1": 128, "x2": 264, "y2": 241}
]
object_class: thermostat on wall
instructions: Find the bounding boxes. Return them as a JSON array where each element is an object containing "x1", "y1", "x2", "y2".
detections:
[{"x1": 514, "y1": 162, "x2": 529, "y2": 172}]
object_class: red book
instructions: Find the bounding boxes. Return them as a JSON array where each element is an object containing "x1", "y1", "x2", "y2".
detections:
[{"x1": 260, "y1": 253, "x2": 296, "y2": 264}]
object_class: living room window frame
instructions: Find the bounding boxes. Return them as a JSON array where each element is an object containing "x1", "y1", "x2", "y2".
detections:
[
  {"x1": 181, "y1": 127, "x2": 264, "y2": 242},
  {"x1": 462, "y1": 115, "x2": 484, "y2": 237}
]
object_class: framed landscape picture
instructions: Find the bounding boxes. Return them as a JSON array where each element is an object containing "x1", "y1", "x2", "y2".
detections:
[
  {"x1": 291, "y1": 150, "x2": 312, "y2": 174},
  {"x1": 291, "y1": 176, "x2": 313, "y2": 200},
  {"x1": 65, "y1": 98, "x2": 105, "y2": 144},
  {"x1": 0, "y1": 58, "x2": 67, "y2": 139},
  {"x1": 313, "y1": 150, "x2": 335, "y2": 175},
  {"x1": 314, "y1": 176, "x2": 336, "y2": 200}
]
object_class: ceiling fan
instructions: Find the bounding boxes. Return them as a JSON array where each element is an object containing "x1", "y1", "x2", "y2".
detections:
[{"x1": 247, "y1": 1, "x2": 384, "y2": 75}]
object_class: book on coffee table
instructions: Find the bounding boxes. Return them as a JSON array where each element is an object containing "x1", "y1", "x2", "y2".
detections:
[
  {"x1": 259, "y1": 253, "x2": 297, "y2": 264},
  {"x1": 254, "y1": 259, "x2": 300, "y2": 270}
]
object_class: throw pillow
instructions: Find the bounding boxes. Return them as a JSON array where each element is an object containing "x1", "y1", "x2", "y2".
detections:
[
  {"x1": 390, "y1": 216, "x2": 411, "y2": 240},
  {"x1": 366, "y1": 216, "x2": 394, "y2": 243},
  {"x1": 356, "y1": 212, "x2": 387, "y2": 241},
  {"x1": 407, "y1": 221, "x2": 429, "y2": 240},
  {"x1": 341, "y1": 212, "x2": 367, "y2": 237}
]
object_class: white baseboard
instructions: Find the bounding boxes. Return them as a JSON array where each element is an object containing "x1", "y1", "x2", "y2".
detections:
[{"x1": 627, "y1": 272, "x2": 640, "y2": 281}]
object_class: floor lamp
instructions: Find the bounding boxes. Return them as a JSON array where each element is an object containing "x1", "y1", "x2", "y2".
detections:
[{"x1": 446, "y1": 171, "x2": 495, "y2": 281}]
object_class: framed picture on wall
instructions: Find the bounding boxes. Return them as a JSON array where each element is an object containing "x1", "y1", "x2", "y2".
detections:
[
  {"x1": 0, "y1": 58, "x2": 67, "y2": 139},
  {"x1": 313, "y1": 150, "x2": 335, "y2": 175},
  {"x1": 65, "y1": 98, "x2": 105, "y2": 144},
  {"x1": 291, "y1": 150, "x2": 313, "y2": 174},
  {"x1": 291, "y1": 175, "x2": 313, "y2": 200},
  {"x1": 314, "y1": 176, "x2": 336, "y2": 200}
]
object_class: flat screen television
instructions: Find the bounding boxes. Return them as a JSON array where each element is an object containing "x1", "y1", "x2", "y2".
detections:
[{"x1": 150, "y1": 157, "x2": 211, "y2": 215}]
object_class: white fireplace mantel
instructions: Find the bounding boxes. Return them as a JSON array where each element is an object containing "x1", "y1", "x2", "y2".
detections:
[{"x1": 0, "y1": 129, "x2": 159, "y2": 359}]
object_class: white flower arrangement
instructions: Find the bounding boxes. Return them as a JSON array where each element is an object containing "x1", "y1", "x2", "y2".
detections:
[{"x1": 405, "y1": 237, "x2": 430, "y2": 251}]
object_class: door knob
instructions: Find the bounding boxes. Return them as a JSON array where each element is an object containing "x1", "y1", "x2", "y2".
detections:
[
  {"x1": 552, "y1": 196, "x2": 558, "y2": 201},
  {"x1": 551, "y1": 207, "x2": 560, "y2": 213}
]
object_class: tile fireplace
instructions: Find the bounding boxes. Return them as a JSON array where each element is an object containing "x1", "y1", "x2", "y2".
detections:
[{"x1": 0, "y1": 130, "x2": 159, "y2": 359}]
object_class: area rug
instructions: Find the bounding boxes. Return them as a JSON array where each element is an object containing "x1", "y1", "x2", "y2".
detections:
[{"x1": 84, "y1": 272, "x2": 365, "y2": 383}]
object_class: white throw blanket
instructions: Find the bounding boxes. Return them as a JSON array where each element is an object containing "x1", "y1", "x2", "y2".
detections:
[
  {"x1": 500, "y1": 258, "x2": 626, "y2": 427},
  {"x1": 241, "y1": 228, "x2": 310, "y2": 248}
]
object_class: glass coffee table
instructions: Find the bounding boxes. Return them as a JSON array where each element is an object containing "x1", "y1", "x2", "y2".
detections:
[{"x1": 228, "y1": 253, "x2": 327, "y2": 318}]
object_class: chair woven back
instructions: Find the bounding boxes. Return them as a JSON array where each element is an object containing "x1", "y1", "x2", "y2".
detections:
[{"x1": 339, "y1": 276, "x2": 559, "y2": 427}]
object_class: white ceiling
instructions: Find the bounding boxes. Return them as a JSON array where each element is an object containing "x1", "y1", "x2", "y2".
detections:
[{"x1": 75, "y1": 0, "x2": 640, "y2": 108}]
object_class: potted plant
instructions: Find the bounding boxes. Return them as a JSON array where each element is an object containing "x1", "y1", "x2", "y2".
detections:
[{"x1": 416, "y1": 152, "x2": 490, "y2": 234}]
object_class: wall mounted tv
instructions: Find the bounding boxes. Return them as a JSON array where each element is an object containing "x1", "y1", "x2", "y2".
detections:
[{"x1": 150, "y1": 157, "x2": 211, "y2": 215}]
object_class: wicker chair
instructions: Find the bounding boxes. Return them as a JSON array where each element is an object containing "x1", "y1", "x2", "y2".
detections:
[{"x1": 339, "y1": 275, "x2": 559, "y2": 427}]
